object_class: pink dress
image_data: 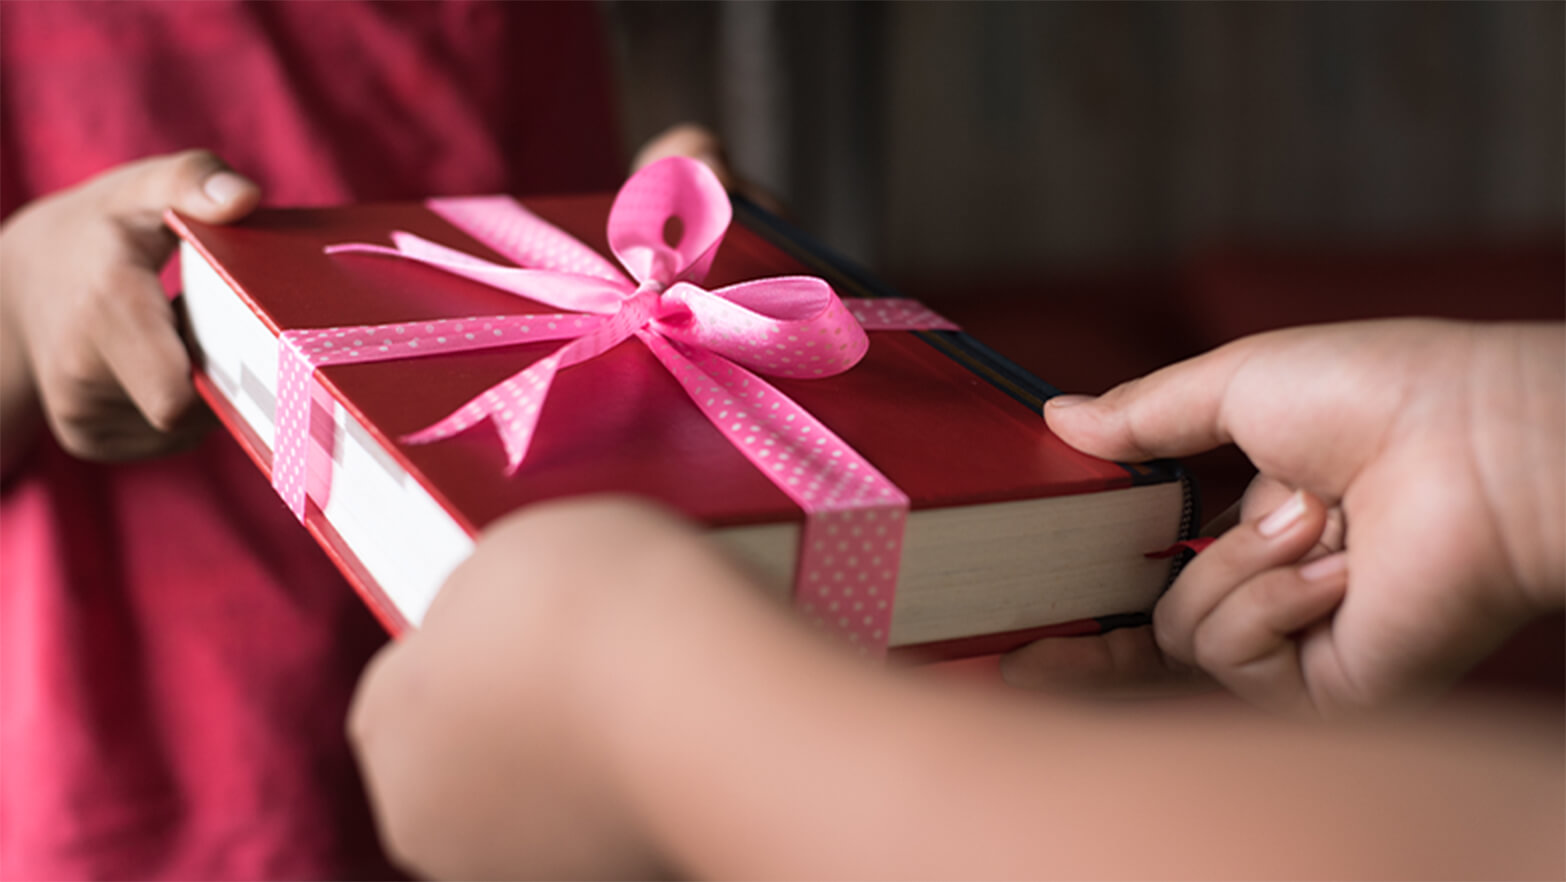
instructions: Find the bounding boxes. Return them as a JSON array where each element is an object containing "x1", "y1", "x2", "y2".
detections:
[{"x1": 0, "y1": 3, "x2": 620, "y2": 877}]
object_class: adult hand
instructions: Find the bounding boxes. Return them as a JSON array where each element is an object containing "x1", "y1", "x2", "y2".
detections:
[
  {"x1": 0, "y1": 149, "x2": 260, "y2": 471},
  {"x1": 1005, "y1": 319, "x2": 1564, "y2": 717}
]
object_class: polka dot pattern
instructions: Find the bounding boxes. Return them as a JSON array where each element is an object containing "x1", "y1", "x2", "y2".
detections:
[
  {"x1": 642, "y1": 331, "x2": 908, "y2": 653},
  {"x1": 429, "y1": 195, "x2": 624, "y2": 283},
  {"x1": 272, "y1": 313, "x2": 603, "y2": 516},
  {"x1": 846, "y1": 298, "x2": 960, "y2": 332},
  {"x1": 300, "y1": 159, "x2": 959, "y2": 652},
  {"x1": 274, "y1": 336, "x2": 317, "y2": 520},
  {"x1": 402, "y1": 285, "x2": 660, "y2": 470},
  {"x1": 330, "y1": 237, "x2": 628, "y2": 315}
]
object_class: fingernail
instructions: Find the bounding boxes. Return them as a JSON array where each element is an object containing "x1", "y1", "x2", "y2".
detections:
[
  {"x1": 1300, "y1": 552, "x2": 1347, "y2": 582},
  {"x1": 203, "y1": 171, "x2": 249, "y2": 207},
  {"x1": 1257, "y1": 490, "x2": 1307, "y2": 538},
  {"x1": 1045, "y1": 394, "x2": 1092, "y2": 410}
]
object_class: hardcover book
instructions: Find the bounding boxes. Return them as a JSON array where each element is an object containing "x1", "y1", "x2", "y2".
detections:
[{"x1": 169, "y1": 168, "x2": 1195, "y2": 660}]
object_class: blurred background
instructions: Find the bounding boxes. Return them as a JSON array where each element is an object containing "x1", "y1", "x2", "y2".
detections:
[
  {"x1": 607, "y1": 2, "x2": 1561, "y2": 269},
  {"x1": 606, "y1": 0, "x2": 1565, "y2": 689}
]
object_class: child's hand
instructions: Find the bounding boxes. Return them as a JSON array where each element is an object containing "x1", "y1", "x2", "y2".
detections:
[
  {"x1": 1007, "y1": 319, "x2": 1564, "y2": 717},
  {"x1": 0, "y1": 150, "x2": 260, "y2": 470}
]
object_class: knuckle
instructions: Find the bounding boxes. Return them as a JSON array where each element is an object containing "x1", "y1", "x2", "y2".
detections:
[
  {"x1": 163, "y1": 148, "x2": 224, "y2": 192},
  {"x1": 141, "y1": 380, "x2": 196, "y2": 431},
  {"x1": 1251, "y1": 571, "x2": 1294, "y2": 611},
  {"x1": 45, "y1": 410, "x2": 112, "y2": 461},
  {"x1": 97, "y1": 149, "x2": 223, "y2": 215},
  {"x1": 51, "y1": 429, "x2": 99, "y2": 461},
  {"x1": 1189, "y1": 620, "x2": 1238, "y2": 672},
  {"x1": 46, "y1": 341, "x2": 104, "y2": 395},
  {"x1": 1150, "y1": 604, "x2": 1189, "y2": 661},
  {"x1": 99, "y1": 261, "x2": 156, "y2": 303}
]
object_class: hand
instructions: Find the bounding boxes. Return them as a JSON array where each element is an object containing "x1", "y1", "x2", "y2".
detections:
[
  {"x1": 0, "y1": 149, "x2": 260, "y2": 471},
  {"x1": 1006, "y1": 319, "x2": 1564, "y2": 717},
  {"x1": 348, "y1": 496, "x2": 715, "y2": 880}
]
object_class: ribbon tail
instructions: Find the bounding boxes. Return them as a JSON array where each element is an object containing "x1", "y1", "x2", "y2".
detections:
[
  {"x1": 428, "y1": 195, "x2": 626, "y2": 283},
  {"x1": 402, "y1": 350, "x2": 564, "y2": 474},
  {"x1": 329, "y1": 235, "x2": 628, "y2": 314},
  {"x1": 639, "y1": 329, "x2": 908, "y2": 655}
]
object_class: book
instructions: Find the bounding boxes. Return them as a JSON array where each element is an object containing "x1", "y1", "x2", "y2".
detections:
[{"x1": 169, "y1": 190, "x2": 1196, "y2": 660}]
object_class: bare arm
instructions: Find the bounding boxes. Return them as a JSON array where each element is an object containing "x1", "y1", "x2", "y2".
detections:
[{"x1": 351, "y1": 497, "x2": 1564, "y2": 880}]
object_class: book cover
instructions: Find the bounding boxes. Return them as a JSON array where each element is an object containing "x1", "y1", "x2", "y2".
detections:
[{"x1": 168, "y1": 164, "x2": 1196, "y2": 660}]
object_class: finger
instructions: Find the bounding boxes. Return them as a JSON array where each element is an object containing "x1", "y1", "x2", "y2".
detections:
[
  {"x1": 1154, "y1": 489, "x2": 1329, "y2": 666},
  {"x1": 1237, "y1": 474, "x2": 1346, "y2": 558},
  {"x1": 91, "y1": 262, "x2": 200, "y2": 432},
  {"x1": 1190, "y1": 553, "x2": 1349, "y2": 716},
  {"x1": 1236, "y1": 473, "x2": 1296, "y2": 523},
  {"x1": 43, "y1": 390, "x2": 201, "y2": 462},
  {"x1": 999, "y1": 626, "x2": 1214, "y2": 699},
  {"x1": 1042, "y1": 336, "x2": 1265, "y2": 462},
  {"x1": 99, "y1": 148, "x2": 260, "y2": 233}
]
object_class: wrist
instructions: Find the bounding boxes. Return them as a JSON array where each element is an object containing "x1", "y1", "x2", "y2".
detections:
[{"x1": 1468, "y1": 322, "x2": 1566, "y2": 614}]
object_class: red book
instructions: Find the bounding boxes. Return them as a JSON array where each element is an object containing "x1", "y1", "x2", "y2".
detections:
[{"x1": 169, "y1": 193, "x2": 1195, "y2": 661}]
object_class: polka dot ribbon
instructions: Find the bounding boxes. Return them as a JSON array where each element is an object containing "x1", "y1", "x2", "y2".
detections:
[{"x1": 274, "y1": 157, "x2": 957, "y2": 653}]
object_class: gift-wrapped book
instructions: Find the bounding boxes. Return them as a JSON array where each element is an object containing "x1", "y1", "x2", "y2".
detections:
[{"x1": 169, "y1": 158, "x2": 1195, "y2": 660}]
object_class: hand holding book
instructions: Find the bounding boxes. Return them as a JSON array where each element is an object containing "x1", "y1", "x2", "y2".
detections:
[
  {"x1": 0, "y1": 149, "x2": 257, "y2": 473},
  {"x1": 1011, "y1": 318, "x2": 1566, "y2": 717}
]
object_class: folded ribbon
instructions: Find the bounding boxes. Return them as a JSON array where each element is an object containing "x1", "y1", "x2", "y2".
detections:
[{"x1": 274, "y1": 157, "x2": 956, "y2": 653}]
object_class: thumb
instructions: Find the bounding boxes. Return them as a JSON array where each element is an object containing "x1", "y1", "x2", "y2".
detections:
[
  {"x1": 1044, "y1": 339, "x2": 1254, "y2": 462},
  {"x1": 101, "y1": 148, "x2": 261, "y2": 229}
]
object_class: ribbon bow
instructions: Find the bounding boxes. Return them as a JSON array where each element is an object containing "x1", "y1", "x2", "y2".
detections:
[{"x1": 273, "y1": 157, "x2": 955, "y2": 651}]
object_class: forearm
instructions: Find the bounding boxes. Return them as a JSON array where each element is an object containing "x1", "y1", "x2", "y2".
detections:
[{"x1": 589, "y1": 553, "x2": 1564, "y2": 879}]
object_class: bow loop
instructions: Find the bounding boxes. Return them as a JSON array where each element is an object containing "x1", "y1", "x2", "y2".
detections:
[
  {"x1": 607, "y1": 157, "x2": 731, "y2": 286},
  {"x1": 654, "y1": 277, "x2": 869, "y2": 379}
]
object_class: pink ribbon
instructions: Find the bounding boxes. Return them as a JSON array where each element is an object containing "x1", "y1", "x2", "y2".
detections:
[{"x1": 275, "y1": 157, "x2": 955, "y2": 653}]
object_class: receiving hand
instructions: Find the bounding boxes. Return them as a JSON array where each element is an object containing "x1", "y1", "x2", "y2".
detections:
[
  {"x1": 348, "y1": 497, "x2": 720, "y2": 880},
  {"x1": 0, "y1": 149, "x2": 260, "y2": 468},
  {"x1": 1006, "y1": 319, "x2": 1564, "y2": 717}
]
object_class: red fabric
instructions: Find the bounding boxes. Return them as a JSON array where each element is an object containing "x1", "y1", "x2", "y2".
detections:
[{"x1": 0, "y1": 2, "x2": 621, "y2": 878}]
